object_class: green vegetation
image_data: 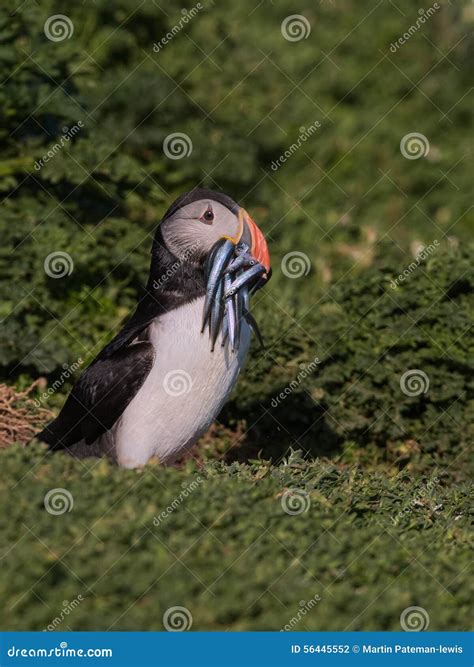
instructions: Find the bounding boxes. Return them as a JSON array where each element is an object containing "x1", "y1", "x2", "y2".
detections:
[
  {"x1": 0, "y1": 0, "x2": 472, "y2": 631},
  {"x1": 0, "y1": 445, "x2": 472, "y2": 631}
]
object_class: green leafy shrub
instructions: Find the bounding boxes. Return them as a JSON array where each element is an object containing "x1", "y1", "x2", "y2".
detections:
[
  {"x1": 230, "y1": 244, "x2": 473, "y2": 478},
  {"x1": 0, "y1": 445, "x2": 471, "y2": 630}
]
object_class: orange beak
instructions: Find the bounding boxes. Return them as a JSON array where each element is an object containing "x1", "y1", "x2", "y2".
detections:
[{"x1": 239, "y1": 208, "x2": 271, "y2": 277}]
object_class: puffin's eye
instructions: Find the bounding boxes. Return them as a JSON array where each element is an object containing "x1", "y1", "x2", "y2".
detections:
[{"x1": 201, "y1": 206, "x2": 214, "y2": 223}]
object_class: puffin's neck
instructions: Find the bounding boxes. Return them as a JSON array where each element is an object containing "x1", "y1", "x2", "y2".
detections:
[{"x1": 146, "y1": 229, "x2": 206, "y2": 306}]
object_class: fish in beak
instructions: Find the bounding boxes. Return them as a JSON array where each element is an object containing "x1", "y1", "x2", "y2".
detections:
[{"x1": 202, "y1": 207, "x2": 271, "y2": 352}]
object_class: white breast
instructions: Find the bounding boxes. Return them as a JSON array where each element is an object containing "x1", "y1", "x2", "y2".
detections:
[{"x1": 111, "y1": 296, "x2": 251, "y2": 468}]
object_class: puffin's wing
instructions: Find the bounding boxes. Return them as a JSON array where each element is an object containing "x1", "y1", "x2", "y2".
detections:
[{"x1": 37, "y1": 341, "x2": 154, "y2": 449}]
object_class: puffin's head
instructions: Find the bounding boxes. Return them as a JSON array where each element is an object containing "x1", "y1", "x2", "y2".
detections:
[{"x1": 159, "y1": 188, "x2": 270, "y2": 276}]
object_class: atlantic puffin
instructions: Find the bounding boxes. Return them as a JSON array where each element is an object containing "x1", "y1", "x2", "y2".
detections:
[{"x1": 37, "y1": 188, "x2": 271, "y2": 468}]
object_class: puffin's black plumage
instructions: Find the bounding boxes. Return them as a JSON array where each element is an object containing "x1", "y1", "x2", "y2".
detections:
[
  {"x1": 37, "y1": 188, "x2": 236, "y2": 451},
  {"x1": 38, "y1": 343, "x2": 155, "y2": 449}
]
